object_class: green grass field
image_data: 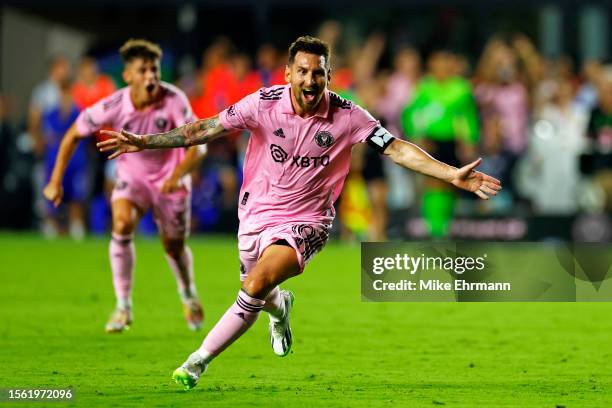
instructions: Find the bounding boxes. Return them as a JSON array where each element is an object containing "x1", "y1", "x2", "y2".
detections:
[{"x1": 1, "y1": 233, "x2": 611, "y2": 407}]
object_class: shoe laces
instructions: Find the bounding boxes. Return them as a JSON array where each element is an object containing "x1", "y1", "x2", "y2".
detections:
[
  {"x1": 271, "y1": 319, "x2": 287, "y2": 338},
  {"x1": 184, "y1": 353, "x2": 206, "y2": 376}
]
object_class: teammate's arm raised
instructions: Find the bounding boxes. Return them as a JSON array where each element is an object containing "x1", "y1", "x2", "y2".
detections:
[
  {"x1": 98, "y1": 115, "x2": 227, "y2": 159},
  {"x1": 42, "y1": 123, "x2": 85, "y2": 207},
  {"x1": 383, "y1": 137, "x2": 502, "y2": 200}
]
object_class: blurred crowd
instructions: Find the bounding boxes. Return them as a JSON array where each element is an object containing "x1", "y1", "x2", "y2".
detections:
[{"x1": 0, "y1": 21, "x2": 611, "y2": 240}]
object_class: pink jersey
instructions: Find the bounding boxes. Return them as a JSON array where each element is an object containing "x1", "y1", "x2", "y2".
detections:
[
  {"x1": 76, "y1": 82, "x2": 195, "y2": 188},
  {"x1": 219, "y1": 84, "x2": 385, "y2": 234}
]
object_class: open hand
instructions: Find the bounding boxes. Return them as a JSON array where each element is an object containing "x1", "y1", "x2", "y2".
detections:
[
  {"x1": 97, "y1": 129, "x2": 144, "y2": 159},
  {"x1": 451, "y1": 158, "x2": 502, "y2": 200}
]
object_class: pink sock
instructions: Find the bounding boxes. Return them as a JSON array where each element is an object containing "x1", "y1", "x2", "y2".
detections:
[
  {"x1": 165, "y1": 246, "x2": 196, "y2": 300},
  {"x1": 200, "y1": 290, "x2": 265, "y2": 356},
  {"x1": 109, "y1": 232, "x2": 135, "y2": 308},
  {"x1": 264, "y1": 286, "x2": 286, "y2": 321}
]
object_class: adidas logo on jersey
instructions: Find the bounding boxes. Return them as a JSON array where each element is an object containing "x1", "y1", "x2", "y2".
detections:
[{"x1": 273, "y1": 128, "x2": 285, "y2": 138}]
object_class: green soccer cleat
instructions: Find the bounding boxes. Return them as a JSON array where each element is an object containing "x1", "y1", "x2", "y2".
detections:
[
  {"x1": 172, "y1": 352, "x2": 207, "y2": 390},
  {"x1": 172, "y1": 368, "x2": 198, "y2": 390},
  {"x1": 269, "y1": 290, "x2": 295, "y2": 357}
]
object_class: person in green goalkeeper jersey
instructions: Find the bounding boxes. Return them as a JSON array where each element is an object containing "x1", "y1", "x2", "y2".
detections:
[{"x1": 401, "y1": 49, "x2": 479, "y2": 237}]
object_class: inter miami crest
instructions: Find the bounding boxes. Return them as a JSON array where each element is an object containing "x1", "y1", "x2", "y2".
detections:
[
  {"x1": 314, "y1": 130, "x2": 334, "y2": 148},
  {"x1": 155, "y1": 117, "x2": 168, "y2": 130}
]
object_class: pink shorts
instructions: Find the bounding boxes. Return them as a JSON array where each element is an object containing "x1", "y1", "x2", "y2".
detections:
[
  {"x1": 111, "y1": 174, "x2": 191, "y2": 239},
  {"x1": 237, "y1": 222, "x2": 331, "y2": 281}
]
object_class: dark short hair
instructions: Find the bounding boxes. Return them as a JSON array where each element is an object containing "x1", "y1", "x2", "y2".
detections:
[
  {"x1": 288, "y1": 36, "x2": 330, "y2": 68},
  {"x1": 119, "y1": 39, "x2": 162, "y2": 64}
]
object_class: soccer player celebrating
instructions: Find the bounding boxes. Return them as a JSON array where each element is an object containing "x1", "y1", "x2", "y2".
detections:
[
  {"x1": 43, "y1": 39, "x2": 206, "y2": 333},
  {"x1": 97, "y1": 36, "x2": 501, "y2": 388}
]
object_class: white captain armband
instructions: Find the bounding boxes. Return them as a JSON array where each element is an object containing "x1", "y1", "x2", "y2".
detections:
[{"x1": 365, "y1": 126, "x2": 397, "y2": 154}]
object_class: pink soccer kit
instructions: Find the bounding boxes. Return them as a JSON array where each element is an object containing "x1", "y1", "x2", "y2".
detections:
[
  {"x1": 197, "y1": 85, "x2": 396, "y2": 358},
  {"x1": 218, "y1": 84, "x2": 387, "y2": 273},
  {"x1": 76, "y1": 82, "x2": 198, "y2": 307},
  {"x1": 76, "y1": 82, "x2": 196, "y2": 238}
]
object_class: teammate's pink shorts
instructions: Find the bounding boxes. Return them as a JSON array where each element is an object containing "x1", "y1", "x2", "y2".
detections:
[{"x1": 111, "y1": 173, "x2": 190, "y2": 239}]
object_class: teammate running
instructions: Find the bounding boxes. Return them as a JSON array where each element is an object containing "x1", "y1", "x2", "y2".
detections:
[
  {"x1": 97, "y1": 36, "x2": 501, "y2": 388},
  {"x1": 43, "y1": 39, "x2": 206, "y2": 333}
]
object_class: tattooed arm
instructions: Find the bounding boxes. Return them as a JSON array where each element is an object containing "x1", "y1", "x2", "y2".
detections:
[
  {"x1": 97, "y1": 115, "x2": 227, "y2": 159},
  {"x1": 142, "y1": 116, "x2": 224, "y2": 148}
]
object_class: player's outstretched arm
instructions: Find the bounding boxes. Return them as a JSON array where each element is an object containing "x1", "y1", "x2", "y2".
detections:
[
  {"x1": 42, "y1": 123, "x2": 85, "y2": 207},
  {"x1": 384, "y1": 138, "x2": 502, "y2": 200},
  {"x1": 97, "y1": 115, "x2": 227, "y2": 159}
]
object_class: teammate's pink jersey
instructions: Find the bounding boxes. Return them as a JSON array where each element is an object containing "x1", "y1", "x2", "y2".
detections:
[
  {"x1": 219, "y1": 84, "x2": 388, "y2": 233},
  {"x1": 76, "y1": 82, "x2": 195, "y2": 188}
]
